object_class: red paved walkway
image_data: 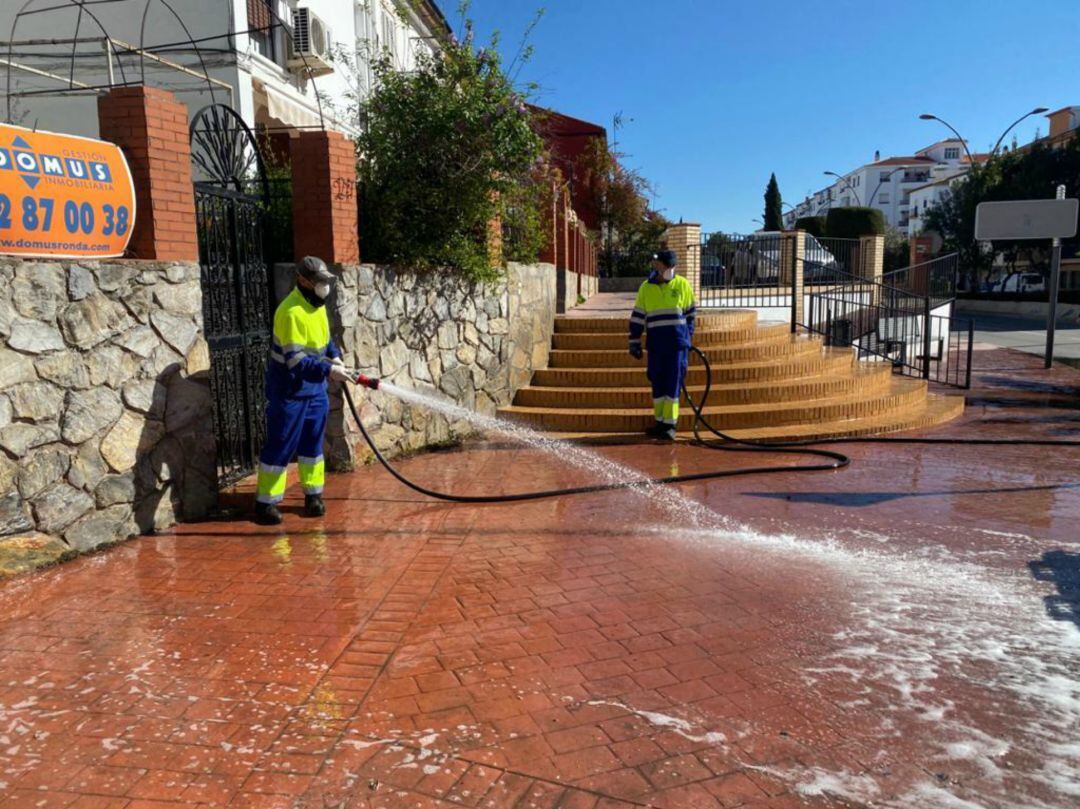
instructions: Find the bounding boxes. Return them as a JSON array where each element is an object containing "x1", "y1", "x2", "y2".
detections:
[{"x1": 1, "y1": 348, "x2": 1078, "y2": 808}]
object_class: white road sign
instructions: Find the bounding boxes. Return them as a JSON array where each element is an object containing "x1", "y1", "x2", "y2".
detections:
[{"x1": 974, "y1": 199, "x2": 1079, "y2": 240}]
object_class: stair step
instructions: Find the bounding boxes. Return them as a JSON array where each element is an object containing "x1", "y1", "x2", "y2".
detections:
[
  {"x1": 549, "y1": 335, "x2": 824, "y2": 368},
  {"x1": 498, "y1": 377, "x2": 930, "y2": 433},
  {"x1": 720, "y1": 393, "x2": 965, "y2": 441},
  {"x1": 532, "y1": 349, "x2": 855, "y2": 387},
  {"x1": 542, "y1": 394, "x2": 965, "y2": 442},
  {"x1": 555, "y1": 310, "x2": 757, "y2": 333},
  {"x1": 513, "y1": 365, "x2": 892, "y2": 409},
  {"x1": 552, "y1": 321, "x2": 791, "y2": 350}
]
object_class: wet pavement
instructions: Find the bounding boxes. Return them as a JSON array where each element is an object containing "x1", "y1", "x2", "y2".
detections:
[{"x1": 0, "y1": 347, "x2": 1078, "y2": 808}]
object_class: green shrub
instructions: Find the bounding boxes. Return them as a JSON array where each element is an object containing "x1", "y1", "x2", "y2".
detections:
[
  {"x1": 825, "y1": 207, "x2": 885, "y2": 238},
  {"x1": 357, "y1": 32, "x2": 544, "y2": 281},
  {"x1": 794, "y1": 216, "x2": 827, "y2": 237}
]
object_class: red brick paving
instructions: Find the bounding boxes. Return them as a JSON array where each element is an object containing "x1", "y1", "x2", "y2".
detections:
[{"x1": 0, "y1": 348, "x2": 1078, "y2": 808}]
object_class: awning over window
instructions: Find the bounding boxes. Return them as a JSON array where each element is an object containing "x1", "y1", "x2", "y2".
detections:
[{"x1": 262, "y1": 82, "x2": 321, "y2": 131}]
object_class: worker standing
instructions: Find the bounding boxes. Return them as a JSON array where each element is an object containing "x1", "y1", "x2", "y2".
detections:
[
  {"x1": 254, "y1": 256, "x2": 352, "y2": 525},
  {"x1": 628, "y1": 249, "x2": 696, "y2": 441}
]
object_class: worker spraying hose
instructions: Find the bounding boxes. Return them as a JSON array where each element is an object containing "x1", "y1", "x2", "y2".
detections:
[{"x1": 253, "y1": 256, "x2": 355, "y2": 526}]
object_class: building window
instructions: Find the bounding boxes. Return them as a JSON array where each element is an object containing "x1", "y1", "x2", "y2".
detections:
[
  {"x1": 944, "y1": 147, "x2": 960, "y2": 160},
  {"x1": 248, "y1": 0, "x2": 277, "y2": 62},
  {"x1": 879, "y1": 171, "x2": 892, "y2": 182},
  {"x1": 878, "y1": 194, "x2": 889, "y2": 204},
  {"x1": 382, "y1": 4, "x2": 399, "y2": 61}
]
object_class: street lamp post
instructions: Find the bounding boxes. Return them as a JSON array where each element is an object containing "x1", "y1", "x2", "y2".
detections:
[
  {"x1": 918, "y1": 113, "x2": 976, "y2": 166},
  {"x1": 867, "y1": 166, "x2": 907, "y2": 210},
  {"x1": 824, "y1": 171, "x2": 861, "y2": 206},
  {"x1": 781, "y1": 202, "x2": 798, "y2": 229},
  {"x1": 991, "y1": 107, "x2": 1049, "y2": 156}
]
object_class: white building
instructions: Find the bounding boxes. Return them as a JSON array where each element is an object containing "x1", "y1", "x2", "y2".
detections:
[
  {"x1": 0, "y1": 0, "x2": 450, "y2": 140},
  {"x1": 905, "y1": 165, "x2": 970, "y2": 235},
  {"x1": 783, "y1": 139, "x2": 976, "y2": 234}
]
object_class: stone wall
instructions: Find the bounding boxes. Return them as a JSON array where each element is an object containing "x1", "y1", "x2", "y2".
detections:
[
  {"x1": 556, "y1": 269, "x2": 599, "y2": 314},
  {"x1": 0, "y1": 258, "x2": 215, "y2": 559},
  {"x1": 324, "y1": 262, "x2": 557, "y2": 468}
]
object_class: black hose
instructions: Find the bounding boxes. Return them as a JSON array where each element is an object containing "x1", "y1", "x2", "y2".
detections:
[{"x1": 340, "y1": 345, "x2": 1079, "y2": 505}]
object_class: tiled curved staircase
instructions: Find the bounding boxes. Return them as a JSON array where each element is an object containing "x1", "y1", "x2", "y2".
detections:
[{"x1": 498, "y1": 310, "x2": 964, "y2": 439}]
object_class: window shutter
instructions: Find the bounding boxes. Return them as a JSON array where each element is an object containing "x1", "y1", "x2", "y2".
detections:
[{"x1": 248, "y1": 0, "x2": 273, "y2": 31}]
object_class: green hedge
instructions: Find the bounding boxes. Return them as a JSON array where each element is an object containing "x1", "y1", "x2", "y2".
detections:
[
  {"x1": 825, "y1": 207, "x2": 885, "y2": 238},
  {"x1": 794, "y1": 216, "x2": 827, "y2": 237}
]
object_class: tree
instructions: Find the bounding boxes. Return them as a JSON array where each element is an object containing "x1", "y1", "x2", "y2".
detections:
[
  {"x1": 883, "y1": 226, "x2": 909, "y2": 273},
  {"x1": 764, "y1": 173, "x2": 783, "y2": 231},
  {"x1": 337, "y1": 9, "x2": 547, "y2": 280},
  {"x1": 578, "y1": 138, "x2": 669, "y2": 277},
  {"x1": 923, "y1": 135, "x2": 1080, "y2": 289}
]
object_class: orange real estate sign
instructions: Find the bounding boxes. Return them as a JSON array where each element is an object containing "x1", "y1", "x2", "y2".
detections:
[{"x1": 0, "y1": 123, "x2": 136, "y2": 259}]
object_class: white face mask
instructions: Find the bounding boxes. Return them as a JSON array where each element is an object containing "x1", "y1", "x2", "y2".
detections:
[
  {"x1": 661, "y1": 267, "x2": 675, "y2": 281},
  {"x1": 314, "y1": 282, "x2": 332, "y2": 300}
]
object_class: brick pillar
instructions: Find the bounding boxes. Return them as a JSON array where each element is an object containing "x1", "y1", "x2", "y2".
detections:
[
  {"x1": 559, "y1": 191, "x2": 571, "y2": 271},
  {"x1": 97, "y1": 86, "x2": 197, "y2": 261},
  {"x1": 909, "y1": 234, "x2": 933, "y2": 266},
  {"x1": 663, "y1": 223, "x2": 702, "y2": 302},
  {"x1": 781, "y1": 230, "x2": 806, "y2": 332},
  {"x1": 859, "y1": 234, "x2": 885, "y2": 284},
  {"x1": 291, "y1": 130, "x2": 359, "y2": 265}
]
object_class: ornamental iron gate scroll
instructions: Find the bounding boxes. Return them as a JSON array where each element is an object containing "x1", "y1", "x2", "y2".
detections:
[{"x1": 191, "y1": 104, "x2": 273, "y2": 488}]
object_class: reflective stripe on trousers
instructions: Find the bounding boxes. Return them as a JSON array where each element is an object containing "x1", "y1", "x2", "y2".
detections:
[
  {"x1": 256, "y1": 396, "x2": 329, "y2": 504},
  {"x1": 646, "y1": 348, "x2": 688, "y2": 428}
]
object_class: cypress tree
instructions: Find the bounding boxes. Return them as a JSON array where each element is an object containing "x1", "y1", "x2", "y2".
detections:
[{"x1": 764, "y1": 173, "x2": 783, "y2": 231}]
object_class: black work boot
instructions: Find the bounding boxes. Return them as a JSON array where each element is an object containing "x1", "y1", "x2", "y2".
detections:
[
  {"x1": 659, "y1": 424, "x2": 677, "y2": 442},
  {"x1": 254, "y1": 502, "x2": 283, "y2": 525},
  {"x1": 645, "y1": 421, "x2": 668, "y2": 438},
  {"x1": 304, "y1": 494, "x2": 326, "y2": 518}
]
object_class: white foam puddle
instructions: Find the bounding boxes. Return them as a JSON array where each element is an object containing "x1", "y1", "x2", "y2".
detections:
[
  {"x1": 668, "y1": 522, "x2": 1080, "y2": 808},
  {"x1": 585, "y1": 699, "x2": 727, "y2": 745}
]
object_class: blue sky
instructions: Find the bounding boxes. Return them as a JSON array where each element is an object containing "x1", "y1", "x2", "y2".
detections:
[{"x1": 464, "y1": 0, "x2": 1080, "y2": 235}]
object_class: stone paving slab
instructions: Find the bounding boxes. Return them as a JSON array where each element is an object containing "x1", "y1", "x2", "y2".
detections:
[{"x1": 0, "y1": 348, "x2": 1077, "y2": 808}]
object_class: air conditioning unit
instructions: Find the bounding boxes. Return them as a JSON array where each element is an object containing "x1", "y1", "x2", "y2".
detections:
[{"x1": 288, "y1": 7, "x2": 334, "y2": 76}]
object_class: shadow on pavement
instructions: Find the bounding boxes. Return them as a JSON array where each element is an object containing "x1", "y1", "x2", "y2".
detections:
[{"x1": 1029, "y1": 550, "x2": 1080, "y2": 628}]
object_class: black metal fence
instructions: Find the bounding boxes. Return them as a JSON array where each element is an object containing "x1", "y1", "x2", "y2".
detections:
[
  {"x1": 882, "y1": 252, "x2": 959, "y2": 307},
  {"x1": 699, "y1": 233, "x2": 867, "y2": 332},
  {"x1": 804, "y1": 269, "x2": 972, "y2": 388},
  {"x1": 700, "y1": 231, "x2": 788, "y2": 309},
  {"x1": 806, "y1": 236, "x2": 862, "y2": 283}
]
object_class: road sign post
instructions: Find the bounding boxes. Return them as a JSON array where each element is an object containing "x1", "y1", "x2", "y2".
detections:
[
  {"x1": 1045, "y1": 186, "x2": 1067, "y2": 369},
  {"x1": 974, "y1": 195, "x2": 1079, "y2": 368}
]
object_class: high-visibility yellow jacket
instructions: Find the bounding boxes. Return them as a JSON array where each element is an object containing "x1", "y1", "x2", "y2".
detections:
[
  {"x1": 265, "y1": 287, "x2": 341, "y2": 400},
  {"x1": 629, "y1": 272, "x2": 696, "y2": 351}
]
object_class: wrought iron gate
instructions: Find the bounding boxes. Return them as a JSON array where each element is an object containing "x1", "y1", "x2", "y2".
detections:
[{"x1": 190, "y1": 104, "x2": 274, "y2": 487}]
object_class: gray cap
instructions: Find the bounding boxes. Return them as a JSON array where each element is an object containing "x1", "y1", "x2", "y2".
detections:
[{"x1": 298, "y1": 255, "x2": 335, "y2": 284}]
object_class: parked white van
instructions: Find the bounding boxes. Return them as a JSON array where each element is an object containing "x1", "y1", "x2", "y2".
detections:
[{"x1": 991, "y1": 273, "x2": 1046, "y2": 293}]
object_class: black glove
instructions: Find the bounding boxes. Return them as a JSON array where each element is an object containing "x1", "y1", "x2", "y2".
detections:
[{"x1": 629, "y1": 343, "x2": 643, "y2": 360}]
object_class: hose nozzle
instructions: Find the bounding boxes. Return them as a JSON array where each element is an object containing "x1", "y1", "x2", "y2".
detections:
[{"x1": 355, "y1": 372, "x2": 380, "y2": 391}]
